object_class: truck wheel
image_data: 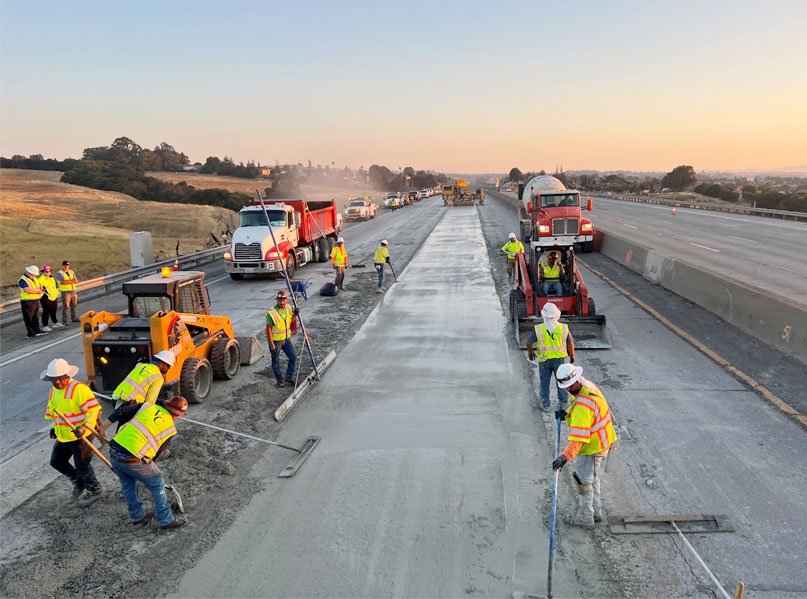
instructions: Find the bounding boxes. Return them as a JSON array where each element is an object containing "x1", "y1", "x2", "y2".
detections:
[
  {"x1": 583, "y1": 240, "x2": 594, "y2": 253},
  {"x1": 311, "y1": 240, "x2": 320, "y2": 263},
  {"x1": 211, "y1": 338, "x2": 240, "y2": 380},
  {"x1": 317, "y1": 237, "x2": 329, "y2": 263},
  {"x1": 370, "y1": 212, "x2": 376, "y2": 219},
  {"x1": 285, "y1": 254, "x2": 296, "y2": 279},
  {"x1": 229, "y1": 273, "x2": 244, "y2": 281},
  {"x1": 587, "y1": 298, "x2": 597, "y2": 316},
  {"x1": 180, "y1": 357, "x2": 213, "y2": 404},
  {"x1": 327, "y1": 237, "x2": 336, "y2": 251}
]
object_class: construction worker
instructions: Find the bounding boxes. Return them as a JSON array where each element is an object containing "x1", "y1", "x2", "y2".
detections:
[
  {"x1": 373, "y1": 240, "x2": 390, "y2": 293},
  {"x1": 501, "y1": 233, "x2": 524, "y2": 283},
  {"x1": 266, "y1": 290, "x2": 299, "y2": 387},
  {"x1": 42, "y1": 358, "x2": 102, "y2": 502},
  {"x1": 526, "y1": 302, "x2": 575, "y2": 412},
  {"x1": 539, "y1": 252, "x2": 565, "y2": 296},
  {"x1": 38, "y1": 264, "x2": 63, "y2": 330},
  {"x1": 331, "y1": 237, "x2": 348, "y2": 290},
  {"x1": 97, "y1": 396, "x2": 188, "y2": 531},
  {"x1": 112, "y1": 350, "x2": 175, "y2": 407},
  {"x1": 56, "y1": 260, "x2": 80, "y2": 323},
  {"x1": 19, "y1": 265, "x2": 46, "y2": 338},
  {"x1": 552, "y1": 364, "x2": 618, "y2": 528}
]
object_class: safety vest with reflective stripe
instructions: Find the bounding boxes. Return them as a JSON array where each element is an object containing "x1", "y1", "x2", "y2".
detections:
[
  {"x1": 330, "y1": 246, "x2": 347, "y2": 267},
  {"x1": 113, "y1": 362, "x2": 163, "y2": 404},
  {"x1": 113, "y1": 403, "x2": 176, "y2": 459},
  {"x1": 533, "y1": 322, "x2": 569, "y2": 361},
  {"x1": 501, "y1": 240, "x2": 524, "y2": 260},
  {"x1": 267, "y1": 306, "x2": 293, "y2": 341},
  {"x1": 38, "y1": 274, "x2": 61, "y2": 300},
  {"x1": 566, "y1": 382, "x2": 617, "y2": 455},
  {"x1": 57, "y1": 268, "x2": 77, "y2": 292},
  {"x1": 541, "y1": 263, "x2": 561, "y2": 282},
  {"x1": 44, "y1": 379, "x2": 101, "y2": 442},
  {"x1": 18, "y1": 275, "x2": 43, "y2": 300},
  {"x1": 374, "y1": 246, "x2": 389, "y2": 264}
]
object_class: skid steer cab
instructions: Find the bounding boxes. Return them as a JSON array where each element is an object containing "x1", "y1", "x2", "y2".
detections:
[{"x1": 81, "y1": 271, "x2": 242, "y2": 404}]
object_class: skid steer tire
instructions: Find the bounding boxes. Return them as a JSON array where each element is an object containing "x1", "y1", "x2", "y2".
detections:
[
  {"x1": 316, "y1": 237, "x2": 329, "y2": 263},
  {"x1": 587, "y1": 298, "x2": 597, "y2": 316},
  {"x1": 211, "y1": 338, "x2": 241, "y2": 380},
  {"x1": 180, "y1": 357, "x2": 213, "y2": 404}
]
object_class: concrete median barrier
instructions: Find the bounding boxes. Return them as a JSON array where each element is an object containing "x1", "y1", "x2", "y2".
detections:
[{"x1": 594, "y1": 228, "x2": 807, "y2": 365}]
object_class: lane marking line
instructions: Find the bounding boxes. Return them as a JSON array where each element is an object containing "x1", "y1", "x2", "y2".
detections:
[
  {"x1": 690, "y1": 242, "x2": 721, "y2": 253},
  {"x1": 728, "y1": 235, "x2": 758, "y2": 243},
  {"x1": 0, "y1": 332, "x2": 83, "y2": 368},
  {"x1": 205, "y1": 274, "x2": 230, "y2": 285},
  {"x1": 623, "y1": 223, "x2": 639, "y2": 229},
  {"x1": 578, "y1": 257, "x2": 807, "y2": 429}
]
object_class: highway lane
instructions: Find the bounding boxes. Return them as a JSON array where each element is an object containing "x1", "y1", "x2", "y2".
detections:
[
  {"x1": 587, "y1": 196, "x2": 807, "y2": 304},
  {"x1": 0, "y1": 198, "x2": 437, "y2": 463}
]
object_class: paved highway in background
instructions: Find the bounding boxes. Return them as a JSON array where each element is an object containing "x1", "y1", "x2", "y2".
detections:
[{"x1": 587, "y1": 196, "x2": 807, "y2": 305}]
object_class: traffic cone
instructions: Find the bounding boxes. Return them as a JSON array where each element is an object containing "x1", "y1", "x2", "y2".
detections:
[
  {"x1": 671, "y1": 206, "x2": 676, "y2": 215},
  {"x1": 172, "y1": 256, "x2": 179, "y2": 271}
]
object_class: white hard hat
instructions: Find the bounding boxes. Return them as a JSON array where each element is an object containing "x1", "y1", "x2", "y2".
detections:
[
  {"x1": 26, "y1": 265, "x2": 40, "y2": 277},
  {"x1": 40, "y1": 358, "x2": 79, "y2": 381},
  {"x1": 541, "y1": 302, "x2": 561, "y2": 319},
  {"x1": 153, "y1": 350, "x2": 176, "y2": 366},
  {"x1": 556, "y1": 363, "x2": 583, "y2": 389},
  {"x1": 508, "y1": 232, "x2": 516, "y2": 239},
  {"x1": 381, "y1": 239, "x2": 388, "y2": 245},
  {"x1": 337, "y1": 237, "x2": 345, "y2": 243}
]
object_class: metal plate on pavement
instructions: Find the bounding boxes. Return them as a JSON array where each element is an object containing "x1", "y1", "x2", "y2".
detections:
[{"x1": 608, "y1": 514, "x2": 734, "y2": 534}]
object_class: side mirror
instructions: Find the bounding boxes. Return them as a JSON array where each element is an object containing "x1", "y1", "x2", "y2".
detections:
[
  {"x1": 526, "y1": 204, "x2": 532, "y2": 214},
  {"x1": 517, "y1": 183, "x2": 525, "y2": 201},
  {"x1": 587, "y1": 198, "x2": 593, "y2": 211}
]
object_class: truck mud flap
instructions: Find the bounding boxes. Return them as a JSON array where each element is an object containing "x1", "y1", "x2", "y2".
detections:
[{"x1": 514, "y1": 315, "x2": 611, "y2": 350}]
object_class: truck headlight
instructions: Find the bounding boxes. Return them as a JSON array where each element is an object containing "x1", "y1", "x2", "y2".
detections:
[
  {"x1": 223, "y1": 251, "x2": 232, "y2": 260},
  {"x1": 539, "y1": 225, "x2": 550, "y2": 234},
  {"x1": 581, "y1": 223, "x2": 593, "y2": 232}
]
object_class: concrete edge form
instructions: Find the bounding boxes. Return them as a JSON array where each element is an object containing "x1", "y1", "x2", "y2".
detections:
[{"x1": 594, "y1": 228, "x2": 807, "y2": 365}]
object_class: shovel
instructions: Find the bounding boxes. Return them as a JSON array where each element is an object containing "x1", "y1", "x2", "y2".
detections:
[
  {"x1": 547, "y1": 414, "x2": 562, "y2": 598},
  {"x1": 52, "y1": 408, "x2": 113, "y2": 470}
]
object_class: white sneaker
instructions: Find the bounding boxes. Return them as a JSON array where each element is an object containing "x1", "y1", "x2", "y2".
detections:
[
  {"x1": 41, "y1": 326, "x2": 52, "y2": 332},
  {"x1": 53, "y1": 322, "x2": 65, "y2": 328}
]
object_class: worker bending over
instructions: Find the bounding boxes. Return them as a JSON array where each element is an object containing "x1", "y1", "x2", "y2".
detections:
[
  {"x1": 98, "y1": 396, "x2": 188, "y2": 531},
  {"x1": 266, "y1": 290, "x2": 299, "y2": 387},
  {"x1": 113, "y1": 350, "x2": 175, "y2": 407},
  {"x1": 552, "y1": 364, "x2": 618, "y2": 528},
  {"x1": 500, "y1": 233, "x2": 524, "y2": 283},
  {"x1": 373, "y1": 240, "x2": 390, "y2": 293},
  {"x1": 331, "y1": 237, "x2": 348, "y2": 290},
  {"x1": 527, "y1": 302, "x2": 575, "y2": 412}
]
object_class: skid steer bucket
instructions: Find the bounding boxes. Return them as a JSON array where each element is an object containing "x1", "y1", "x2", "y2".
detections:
[{"x1": 515, "y1": 315, "x2": 611, "y2": 350}]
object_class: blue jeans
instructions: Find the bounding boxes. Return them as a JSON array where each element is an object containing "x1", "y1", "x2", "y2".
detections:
[
  {"x1": 543, "y1": 281, "x2": 563, "y2": 296},
  {"x1": 270, "y1": 338, "x2": 297, "y2": 382},
  {"x1": 539, "y1": 357, "x2": 569, "y2": 409},
  {"x1": 375, "y1": 263, "x2": 384, "y2": 287},
  {"x1": 111, "y1": 456, "x2": 174, "y2": 526}
]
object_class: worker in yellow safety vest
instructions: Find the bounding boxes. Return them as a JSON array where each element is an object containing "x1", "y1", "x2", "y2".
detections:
[
  {"x1": 97, "y1": 396, "x2": 188, "y2": 531},
  {"x1": 42, "y1": 358, "x2": 103, "y2": 503},
  {"x1": 38, "y1": 264, "x2": 63, "y2": 330},
  {"x1": 500, "y1": 233, "x2": 524, "y2": 283},
  {"x1": 55, "y1": 260, "x2": 80, "y2": 324},
  {"x1": 526, "y1": 302, "x2": 575, "y2": 413},
  {"x1": 330, "y1": 237, "x2": 348, "y2": 290},
  {"x1": 373, "y1": 239, "x2": 390, "y2": 293},
  {"x1": 113, "y1": 350, "x2": 175, "y2": 407},
  {"x1": 539, "y1": 252, "x2": 565, "y2": 296},
  {"x1": 19, "y1": 265, "x2": 47, "y2": 338},
  {"x1": 266, "y1": 290, "x2": 299, "y2": 387},
  {"x1": 552, "y1": 364, "x2": 618, "y2": 528}
]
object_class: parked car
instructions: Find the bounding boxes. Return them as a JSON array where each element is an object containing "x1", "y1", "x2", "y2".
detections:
[
  {"x1": 384, "y1": 192, "x2": 401, "y2": 210},
  {"x1": 419, "y1": 189, "x2": 429, "y2": 199},
  {"x1": 408, "y1": 190, "x2": 420, "y2": 203},
  {"x1": 344, "y1": 197, "x2": 377, "y2": 221}
]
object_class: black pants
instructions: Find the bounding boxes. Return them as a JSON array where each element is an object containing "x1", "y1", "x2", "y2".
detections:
[
  {"x1": 21, "y1": 300, "x2": 42, "y2": 337},
  {"x1": 40, "y1": 297, "x2": 59, "y2": 326},
  {"x1": 50, "y1": 439, "x2": 100, "y2": 492}
]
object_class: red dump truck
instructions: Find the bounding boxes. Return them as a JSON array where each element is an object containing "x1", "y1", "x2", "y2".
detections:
[{"x1": 224, "y1": 199, "x2": 342, "y2": 280}]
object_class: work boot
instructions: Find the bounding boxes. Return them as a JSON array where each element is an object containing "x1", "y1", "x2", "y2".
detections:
[
  {"x1": 375, "y1": 287, "x2": 383, "y2": 294},
  {"x1": 155, "y1": 448, "x2": 171, "y2": 461},
  {"x1": 285, "y1": 379, "x2": 295, "y2": 387},
  {"x1": 541, "y1": 405, "x2": 551, "y2": 413},
  {"x1": 594, "y1": 509, "x2": 604, "y2": 523},
  {"x1": 564, "y1": 512, "x2": 595, "y2": 529},
  {"x1": 71, "y1": 483, "x2": 85, "y2": 500},
  {"x1": 276, "y1": 380, "x2": 285, "y2": 388},
  {"x1": 160, "y1": 517, "x2": 187, "y2": 532},
  {"x1": 79, "y1": 487, "x2": 102, "y2": 506},
  {"x1": 133, "y1": 512, "x2": 155, "y2": 526}
]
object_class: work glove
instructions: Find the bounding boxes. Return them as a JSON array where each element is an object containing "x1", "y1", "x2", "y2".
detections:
[
  {"x1": 385, "y1": 257, "x2": 390, "y2": 263},
  {"x1": 552, "y1": 455, "x2": 568, "y2": 471},
  {"x1": 555, "y1": 408, "x2": 567, "y2": 421},
  {"x1": 293, "y1": 307, "x2": 300, "y2": 317},
  {"x1": 50, "y1": 428, "x2": 56, "y2": 439}
]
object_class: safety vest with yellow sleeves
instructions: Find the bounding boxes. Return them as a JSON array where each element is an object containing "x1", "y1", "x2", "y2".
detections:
[
  {"x1": 565, "y1": 381, "x2": 617, "y2": 455},
  {"x1": 113, "y1": 362, "x2": 164, "y2": 404},
  {"x1": 44, "y1": 380, "x2": 101, "y2": 442},
  {"x1": 541, "y1": 263, "x2": 561, "y2": 282},
  {"x1": 501, "y1": 240, "x2": 524, "y2": 260},
  {"x1": 266, "y1": 306, "x2": 294, "y2": 341},
  {"x1": 373, "y1": 246, "x2": 389, "y2": 264},
  {"x1": 18, "y1": 275, "x2": 43, "y2": 300},
  {"x1": 113, "y1": 403, "x2": 176, "y2": 459},
  {"x1": 56, "y1": 268, "x2": 77, "y2": 292},
  {"x1": 330, "y1": 246, "x2": 347, "y2": 267},
  {"x1": 533, "y1": 322, "x2": 569, "y2": 362},
  {"x1": 38, "y1": 274, "x2": 61, "y2": 301}
]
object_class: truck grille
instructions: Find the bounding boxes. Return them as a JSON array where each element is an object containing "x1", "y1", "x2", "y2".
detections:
[
  {"x1": 552, "y1": 218, "x2": 579, "y2": 235},
  {"x1": 234, "y1": 243, "x2": 262, "y2": 260}
]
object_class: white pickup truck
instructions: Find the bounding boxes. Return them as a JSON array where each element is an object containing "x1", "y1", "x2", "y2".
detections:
[{"x1": 344, "y1": 197, "x2": 378, "y2": 221}]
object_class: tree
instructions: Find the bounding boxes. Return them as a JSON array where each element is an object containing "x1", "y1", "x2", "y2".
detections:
[
  {"x1": 661, "y1": 165, "x2": 696, "y2": 191},
  {"x1": 508, "y1": 167, "x2": 523, "y2": 181}
]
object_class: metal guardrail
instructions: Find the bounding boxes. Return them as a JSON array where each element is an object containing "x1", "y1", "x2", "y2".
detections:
[
  {"x1": 0, "y1": 246, "x2": 227, "y2": 323},
  {"x1": 592, "y1": 194, "x2": 807, "y2": 222}
]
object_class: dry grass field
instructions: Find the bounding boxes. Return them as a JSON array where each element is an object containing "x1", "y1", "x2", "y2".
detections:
[{"x1": 0, "y1": 169, "x2": 236, "y2": 301}]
